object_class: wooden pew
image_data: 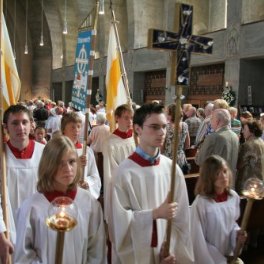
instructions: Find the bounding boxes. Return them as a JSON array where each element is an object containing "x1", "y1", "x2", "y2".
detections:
[
  {"x1": 185, "y1": 148, "x2": 197, "y2": 158},
  {"x1": 185, "y1": 173, "x2": 199, "y2": 205},
  {"x1": 185, "y1": 147, "x2": 200, "y2": 174},
  {"x1": 186, "y1": 157, "x2": 200, "y2": 174}
]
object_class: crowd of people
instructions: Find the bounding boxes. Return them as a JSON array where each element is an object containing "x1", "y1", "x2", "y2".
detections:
[{"x1": 0, "y1": 96, "x2": 264, "y2": 263}]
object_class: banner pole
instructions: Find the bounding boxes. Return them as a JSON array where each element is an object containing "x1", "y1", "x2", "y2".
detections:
[
  {"x1": 0, "y1": 3, "x2": 12, "y2": 263},
  {"x1": 110, "y1": 9, "x2": 131, "y2": 107},
  {"x1": 81, "y1": 1, "x2": 100, "y2": 183}
]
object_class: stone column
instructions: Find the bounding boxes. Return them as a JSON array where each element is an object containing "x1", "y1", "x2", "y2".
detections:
[{"x1": 224, "y1": 0, "x2": 242, "y2": 106}]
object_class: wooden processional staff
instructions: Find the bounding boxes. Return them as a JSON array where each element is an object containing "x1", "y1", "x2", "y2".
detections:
[
  {"x1": 148, "y1": 3, "x2": 213, "y2": 257},
  {"x1": 0, "y1": 1, "x2": 12, "y2": 263},
  {"x1": 110, "y1": 4, "x2": 132, "y2": 109}
]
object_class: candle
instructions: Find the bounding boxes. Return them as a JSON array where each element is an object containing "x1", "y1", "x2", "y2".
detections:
[
  {"x1": 46, "y1": 212, "x2": 77, "y2": 232},
  {"x1": 225, "y1": 81, "x2": 229, "y2": 87}
]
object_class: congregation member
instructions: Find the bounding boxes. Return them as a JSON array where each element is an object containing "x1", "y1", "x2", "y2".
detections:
[
  {"x1": 196, "y1": 107, "x2": 205, "y2": 121},
  {"x1": 88, "y1": 112, "x2": 110, "y2": 182},
  {"x1": 45, "y1": 106, "x2": 63, "y2": 139},
  {"x1": 61, "y1": 112, "x2": 101, "y2": 199},
  {"x1": 15, "y1": 136, "x2": 106, "y2": 263},
  {"x1": 110, "y1": 103, "x2": 194, "y2": 263},
  {"x1": 260, "y1": 113, "x2": 264, "y2": 140},
  {"x1": 195, "y1": 108, "x2": 239, "y2": 182},
  {"x1": 163, "y1": 103, "x2": 190, "y2": 174},
  {"x1": 33, "y1": 100, "x2": 49, "y2": 127},
  {"x1": 182, "y1": 103, "x2": 192, "y2": 121},
  {"x1": 195, "y1": 102, "x2": 214, "y2": 146},
  {"x1": 195, "y1": 99, "x2": 229, "y2": 147},
  {"x1": 229, "y1": 107, "x2": 241, "y2": 137},
  {"x1": 239, "y1": 111, "x2": 253, "y2": 144},
  {"x1": 191, "y1": 155, "x2": 247, "y2": 264},
  {"x1": 185, "y1": 106, "x2": 201, "y2": 146},
  {"x1": 236, "y1": 120, "x2": 264, "y2": 194}
]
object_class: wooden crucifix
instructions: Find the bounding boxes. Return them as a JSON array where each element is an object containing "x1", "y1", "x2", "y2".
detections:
[{"x1": 148, "y1": 3, "x2": 213, "y2": 258}]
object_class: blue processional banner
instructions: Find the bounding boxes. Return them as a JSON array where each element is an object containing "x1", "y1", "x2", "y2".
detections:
[{"x1": 71, "y1": 30, "x2": 92, "y2": 111}]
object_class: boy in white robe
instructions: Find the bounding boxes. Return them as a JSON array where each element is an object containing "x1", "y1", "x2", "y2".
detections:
[
  {"x1": 61, "y1": 112, "x2": 101, "y2": 199},
  {"x1": 110, "y1": 103, "x2": 194, "y2": 264},
  {"x1": 103, "y1": 104, "x2": 136, "y2": 221},
  {"x1": 14, "y1": 136, "x2": 106, "y2": 263},
  {"x1": 102, "y1": 104, "x2": 136, "y2": 262},
  {"x1": 191, "y1": 155, "x2": 247, "y2": 264},
  {"x1": 0, "y1": 105, "x2": 45, "y2": 260}
]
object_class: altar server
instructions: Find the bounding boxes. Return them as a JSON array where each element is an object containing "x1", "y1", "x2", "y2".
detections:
[
  {"x1": 191, "y1": 155, "x2": 246, "y2": 264},
  {"x1": 0, "y1": 104, "x2": 45, "y2": 261},
  {"x1": 110, "y1": 103, "x2": 194, "y2": 264},
  {"x1": 61, "y1": 112, "x2": 101, "y2": 199},
  {"x1": 15, "y1": 136, "x2": 106, "y2": 263}
]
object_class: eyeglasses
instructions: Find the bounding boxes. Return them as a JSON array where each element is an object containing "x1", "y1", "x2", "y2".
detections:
[{"x1": 143, "y1": 124, "x2": 167, "y2": 131}]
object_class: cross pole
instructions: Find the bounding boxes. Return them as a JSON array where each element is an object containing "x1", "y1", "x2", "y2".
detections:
[{"x1": 148, "y1": 3, "x2": 213, "y2": 258}]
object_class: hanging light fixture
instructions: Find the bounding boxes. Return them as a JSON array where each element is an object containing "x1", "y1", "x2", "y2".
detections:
[
  {"x1": 99, "y1": 0, "x2": 105, "y2": 15},
  {"x1": 40, "y1": 0, "x2": 44, "y2": 46},
  {"x1": 63, "y1": 0, "x2": 68, "y2": 34},
  {"x1": 24, "y1": 0, "x2": 28, "y2": 54}
]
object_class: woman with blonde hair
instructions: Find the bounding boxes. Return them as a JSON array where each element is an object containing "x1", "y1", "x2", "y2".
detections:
[{"x1": 15, "y1": 136, "x2": 106, "y2": 263}]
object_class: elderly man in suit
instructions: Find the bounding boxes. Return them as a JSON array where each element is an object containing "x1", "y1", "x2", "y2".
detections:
[{"x1": 195, "y1": 108, "x2": 239, "y2": 184}]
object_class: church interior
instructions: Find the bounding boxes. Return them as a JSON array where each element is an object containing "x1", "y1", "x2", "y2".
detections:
[
  {"x1": 5, "y1": 0, "x2": 264, "y2": 111},
  {"x1": 3, "y1": 0, "x2": 264, "y2": 263}
]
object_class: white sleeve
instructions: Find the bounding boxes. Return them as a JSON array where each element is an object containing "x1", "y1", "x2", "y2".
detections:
[
  {"x1": 170, "y1": 166, "x2": 194, "y2": 263},
  {"x1": 86, "y1": 200, "x2": 107, "y2": 264},
  {"x1": 111, "y1": 176, "x2": 153, "y2": 263},
  {"x1": 190, "y1": 197, "x2": 226, "y2": 264},
  {"x1": 85, "y1": 148, "x2": 101, "y2": 199},
  {"x1": 14, "y1": 203, "x2": 42, "y2": 264}
]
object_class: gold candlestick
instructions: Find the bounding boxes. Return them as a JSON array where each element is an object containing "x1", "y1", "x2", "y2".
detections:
[
  {"x1": 231, "y1": 178, "x2": 264, "y2": 263},
  {"x1": 46, "y1": 197, "x2": 78, "y2": 264}
]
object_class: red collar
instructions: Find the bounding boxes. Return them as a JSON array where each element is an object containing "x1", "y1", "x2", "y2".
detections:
[
  {"x1": 129, "y1": 152, "x2": 160, "y2": 167},
  {"x1": 113, "y1": 128, "x2": 133, "y2": 139},
  {"x1": 43, "y1": 188, "x2": 77, "y2": 203},
  {"x1": 7, "y1": 140, "x2": 35, "y2": 159},
  {"x1": 75, "y1": 142, "x2": 82, "y2": 149},
  {"x1": 29, "y1": 134, "x2": 35, "y2": 140},
  {"x1": 214, "y1": 191, "x2": 228, "y2": 203}
]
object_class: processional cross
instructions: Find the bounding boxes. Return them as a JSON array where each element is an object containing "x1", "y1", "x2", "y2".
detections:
[{"x1": 148, "y1": 3, "x2": 213, "y2": 257}]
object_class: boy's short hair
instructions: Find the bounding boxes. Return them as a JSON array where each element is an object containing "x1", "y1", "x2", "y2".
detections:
[
  {"x1": 61, "y1": 112, "x2": 82, "y2": 133},
  {"x1": 3, "y1": 104, "x2": 32, "y2": 124},
  {"x1": 114, "y1": 104, "x2": 133, "y2": 118},
  {"x1": 133, "y1": 103, "x2": 164, "y2": 127}
]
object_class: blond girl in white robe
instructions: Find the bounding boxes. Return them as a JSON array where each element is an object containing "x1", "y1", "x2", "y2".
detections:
[{"x1": 15, "y1": 136, "x2": 106, "y2": 264}]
